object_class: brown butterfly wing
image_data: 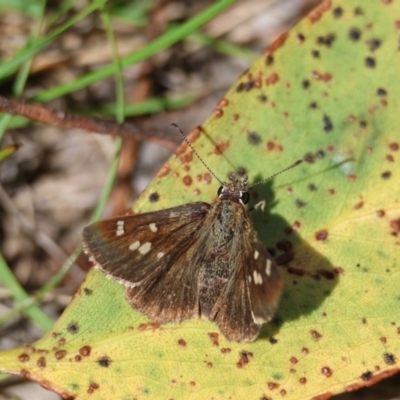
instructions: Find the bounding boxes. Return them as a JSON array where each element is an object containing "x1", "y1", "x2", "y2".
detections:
[
  {"x1": 83, "y1": 202, "x2": 211, "y2": 322},
  {"x1": 210, "y1": 215, "x2": 282, "y2": 342}
]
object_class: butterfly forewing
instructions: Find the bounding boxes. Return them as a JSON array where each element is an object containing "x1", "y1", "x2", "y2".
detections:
[{"x1": 83, "y1": 202, "x2": 210, "y2": 289}]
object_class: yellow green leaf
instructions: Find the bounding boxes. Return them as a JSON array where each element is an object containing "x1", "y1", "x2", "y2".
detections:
[{"x1": 1, "y1": 1, "x2": 400, "y2": 399}]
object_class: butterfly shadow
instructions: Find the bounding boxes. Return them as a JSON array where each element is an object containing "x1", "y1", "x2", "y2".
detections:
[{"x1": 247, "y1": 177, "x2": 339, "y2": 340}]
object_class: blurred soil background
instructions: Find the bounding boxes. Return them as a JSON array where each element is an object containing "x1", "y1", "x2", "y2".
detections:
[{"x1": 0, "y1": 1, "x2": 398, "y2": 399}]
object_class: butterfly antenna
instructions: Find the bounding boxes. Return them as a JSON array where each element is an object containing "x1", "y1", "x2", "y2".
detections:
[
  {"x1": 171, "y1": 123, "x2": 224, "y2": 185},
  {"x1": 248, "y1": 159, "x2": 303, "y2": 189}
]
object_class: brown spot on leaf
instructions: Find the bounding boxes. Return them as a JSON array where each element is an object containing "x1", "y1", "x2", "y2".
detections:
[
  {"x1": 383, "y1": 353, "x2": 395, "y2": 365},
  {"x1": 381, "y1": 171, "x2": 392, "y2": 179},
  {"x1": 361, "y1": 371, "x2": 373, "y2": 381},
  {"x1": 156, "y1": 163, "x2": 170, "y2": 178},
  {"x1": 367, "y1": 38, "x2": 381, "y2": 51},
  {"x1": 236, "y1": 351, "x2": 253, "y2": 368},
  {"x1": 25, "y1": 345, "x2": 36, "y2": 353},
  {"x1": 138, "y1": 322, "x2": 161, "y2": 331},
  {"x1": 390, "y1": 218, "x2": 400, "y2": 233},
  {"x1": 310, "y1": 330, "x2": 322, "y2": 339},
  {"x1": 332, "y1": 6, "x2": 343, "y2": 18},
  {"x1": 182, "y1": 176, "x2": 192, "y2": 186},
  {"x1": 308, "y1": 0, "x2": 332, "y2": 23},
  {"x1": 365, "y1": 57, "x2": 376, "y2": 68},
  {"x1": 20, "y1": 369, "x2": 30, "y2": 379},
  {"x1": 389, "y1": 142, "x2": 399, "y2": 151},
  {"x1": 214, "y1": 141, "x2": 229, "y2": 155},
  {"x1": 215, "y1": 109, "x2": 223, "y2": 118},
  {"x1": 258, "y1": 94, "x2": 268, "y2": 102},
  {"x1": 74, "y1": 355, "x2": 82, "y2": 362},
  {"x1": 323, "y1": 115, "x2": 333, "y2": 132},
  {"x1": 248, "y1": 131, "x2": 261, "y2": 145},
  {"x1": 218, "y1": 98, "x2": 229, "y2": 108},
  {"x1": 311, "y1": 394, "x2": 333, "y2": 400},
  {"x1": 148, "y1": 192, "x2": 160, "y2": 203},
  {"x1": 266, "y1": 32, "x2": 288, "y2": 55},
  {"x1": 322, "y1": 367, "x2": 333, "y2": 377},
  {"x1": 178, "y1": 339, "x2": 187, "y2": 347},
  {"x1": 269, "y1": 337, "x2": 278, "y2": 344},
  {"x1": 349, "y1": 27, "x2": 362, "y2": 41},
  {"x1": 376, "y1": 209, "x2": 385, "y2": 218},
  {"x1": 290, "y1": 357, "x2": 298, "y2": 364},
  {"x1": 98, "y1": 356, "x2": 111, "y2": 367},
  {"x1": 295, "y1": 199, "x2": 306, "y2": 208},
  {"x1": 348, "y1": 174, "x2": 357, "y2": 182},
  {"x1": 83, "y1": 288, "x2": 92, "y2": 296},
  {"x1": 311, "y1": 71, "x2": 333, "y2": 82},
  {"x1": 318, "y1": 269, "x2": 335, "y2": 280},
  {"x1": 267, "y1": 382, "x2": 279, "y2": 390},
  {"x1": 221, "y1": 348, "x2": 231, "y2": 354},
  {"x1": 299, "y1": 377, "x2": 307, "y2": 384},
  {"x1": 265, "y1": 55, "x2": 274, "y2": 65},
  {"x1": 37, "y1": 357, "x2": 46, "y2": 369},
  {"x1": 297, "y1": 33, "x2": 305, "y2": 43},
  {"x1": 180, "y1": 151, "x2": 193, "y2": 164},
  {"x1": 316, "y1": 33, "x2": 336, "y2": 47},
  {"x1": 386, "y1": 154, "x2": 395, "y2": 162},
  {"x1": 55, "y1": 350, "x2": 67, "y2": 360},
  {"x1": 315, "y1": 229, "x2": 328, "y2": 241},
  {"x1": 79, "y1": 346, "x2": 91, "y2": 357},
  {"x1": 302, "y1": 347, "x2": 309, "y2": 354},
  {"x1": 87, "y1": 382, "x2": 99, "y2": 394},
  {"x1": 58, "y1": 338, "x2": 66, "y2": 347},
  {"x1": 18, "y1": 354, "x2": 29, "y2": 362},
  {"x1": 266, "y1": 73, "x2": 279, "y2": 85},
  {"x1": 208, "y1": 333, "x2": 219, "y2": 347},
  {"x1": 232, "y1": 113, "x2": 239, "y2": 121},
  {"x1": 354, "y1": 201, "x2": 364, "y2": 209}
]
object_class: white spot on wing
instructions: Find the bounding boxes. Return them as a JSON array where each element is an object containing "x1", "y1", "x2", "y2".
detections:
[
  {"x1": 265, "y1": 259, "x2": 272, "y2": 276},
  {"x1": 253, "y1": 270, "x2": 263, "y2": 285},
  {"x1": 247, "y1": 275, "x2": 252, "y2": 283},
  {"x1": 116, "y1": 220, "x2": 125, "y2": 236},
  {"x1": 157, "y1": 252, "x2": 164, "y2": 259},
  {"x1": 139, "y1": 242, "x2": 152, "y2": 255},
  {"x1": 149, "y1": 223, "x2": 158, "y2": 233},
  {"x1": 129, "y1": 241, "x2": 140, "y2": 251},
  {"x1": 254, "y1": 250, "x2": 259, "y2": 260}
]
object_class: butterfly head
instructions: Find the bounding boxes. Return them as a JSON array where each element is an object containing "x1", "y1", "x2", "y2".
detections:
[{"x1": 217, "y1": 173, "x2": 250, "y2": 205}]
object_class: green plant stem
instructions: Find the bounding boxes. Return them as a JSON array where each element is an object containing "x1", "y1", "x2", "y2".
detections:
[
  {"x1": 0, "y1": 253, "x2": 53, "y2": 331},
  {"x1": 31, "y1": 0, "x2": 237, "y2": 102}
]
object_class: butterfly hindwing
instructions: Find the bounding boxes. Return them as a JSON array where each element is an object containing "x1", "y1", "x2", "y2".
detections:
[{"x1": 209, "y1": 212, "x2": 282, "y2": 342}]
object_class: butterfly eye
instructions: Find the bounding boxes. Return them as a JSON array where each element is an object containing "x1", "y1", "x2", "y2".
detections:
[
  {"x1": 239, "y1": 191, "x2": 250, "y2": 204},
  {"x1": 217, "y1": 186, "x2": 224, "y2": 197}
]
